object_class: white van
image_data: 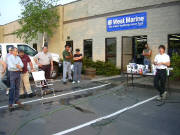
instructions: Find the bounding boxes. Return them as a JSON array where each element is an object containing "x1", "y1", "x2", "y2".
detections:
[{"x1": 0, "y1": 43, "x2": 61, "y2": 78}]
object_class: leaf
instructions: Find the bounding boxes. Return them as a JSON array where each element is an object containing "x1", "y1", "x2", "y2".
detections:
[{"x1": 14, "y1": 0, "x2": 60, "y2": 43}]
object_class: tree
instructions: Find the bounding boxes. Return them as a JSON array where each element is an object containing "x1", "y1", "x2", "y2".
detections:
[{"x1": 15, "y1": 0, "x2": 60, "y2": 45}]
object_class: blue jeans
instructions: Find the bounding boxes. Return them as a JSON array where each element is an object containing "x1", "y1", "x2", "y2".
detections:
[
  {"x1": 6, "y1": 69, "x2": 10, "y2": 87},
  {"x1": 144, "y1": 58, "x2": 151, "y2": 66},
  {"x1": 9, "y1": 71, "x2": 21, "y2": 105},
  {"x1": 63, "y1": 61, "x2": 72, "y2": 82},
  {"x1": 73, "y1": 62, "x2": 82, "y2": 82}
]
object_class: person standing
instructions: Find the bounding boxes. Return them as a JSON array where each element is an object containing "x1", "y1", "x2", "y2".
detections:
[
  {"x1": 0, "y1": 57, "x2": 7, "y2": 91},
  {"x1": 72, "y1": 49, "x2": 83, "y2": 84},
  {"x1": 7, "y1": 47, "x2": 24, "y2": 111},
  {"x1": 154, "y1": 45, "x2": 170, "y2": 100},
  {"x1": 5, "y1": 47, "x2": 13, "y2": 95},
  {"x1": 62, "y1": 44, "x2": 73, "y2": 84},
  {"x1": 34, "y1": 46, "x2": 53, "y2": 79},
  {"x1": 143, "y1": 44, "x2": 152, "y2": 67},
  {"x1": 19, "y1": 50, "x2": 34, "y2": 98}
]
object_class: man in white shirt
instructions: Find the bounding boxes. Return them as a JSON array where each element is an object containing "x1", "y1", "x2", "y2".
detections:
[
  {"x1": 34, "y1": 46, "x2": 53, "y2": 79},
  {"x1": 154, "y1": 45, "x2": 170, "y2": 100},
  {"x1": 5, "y1": 47, "x2": 13, "y2": 95},
  {"x1": 7, "y1": 47, "x2": 24, "y2": 111}
]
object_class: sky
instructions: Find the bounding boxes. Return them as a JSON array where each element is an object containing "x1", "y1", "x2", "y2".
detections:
[{"x1": 0, "y1": 0, "x2": 77, "y2": 25}]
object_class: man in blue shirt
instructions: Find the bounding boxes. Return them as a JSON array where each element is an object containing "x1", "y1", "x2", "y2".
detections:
[{"x1": 7, "y1": 47, "x2": 24, "y2": 111}]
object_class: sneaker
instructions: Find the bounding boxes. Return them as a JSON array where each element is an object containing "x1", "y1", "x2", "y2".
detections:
[
  {"x1": 15, "y1": 101, "x2": 24, "y2": 108},
  {"x1": 156, "y1": 95, "x2": 162, "y2": 101},
  {"x1": 19, "y1": 94, "x2": 26, "y2": 99},
  {"x1": 77, "y1": 80, "x2": 80, "y2": 83},
  {"x1": 72, "y1": 81, "x2": 76, "y2": 84},
  {"x1": 8, "y1": 104, "x2": 13, "y2": 112},
  {"x1": 162, "y1": 91, "x2": 167, "y2": 100},
  {"x1": 63, "y1": 82, "x2": 67, "y2": 85},
  {"x1": 28, "y1": 93, "x2": 34, "y2": 98},
  {"x1": 68, "y1": 79, "x2": 73, "y2": 82},
  {"x1": 6, "y1": 88, "x2": 9, "y2": 95}
]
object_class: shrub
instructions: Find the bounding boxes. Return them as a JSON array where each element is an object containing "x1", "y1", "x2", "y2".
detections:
[
  {"x1": 82, "y1": 58, "x2": 121, "y2": 76},
  {"x1": 171, "y1": 53, "x2": 180, "y2": 80}
]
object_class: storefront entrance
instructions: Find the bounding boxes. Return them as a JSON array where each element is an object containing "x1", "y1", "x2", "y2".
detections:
[
  {"x1": 121, "y1": 35, "x2": 147, "y2": 71},
  {"x1": 168, "y1": 33, "x2": 180, "y2": 57},
  {"x1": 66, "y1": 40, "x2": 73, "y2": 52}
]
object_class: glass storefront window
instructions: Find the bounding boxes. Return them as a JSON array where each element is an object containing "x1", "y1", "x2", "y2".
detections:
[
  {"x1": 84, "y1": 39, "x2": 93, "y2": 59},
  {"x1": 105, "y1": 38, "x2": 116, "y2": 65}
]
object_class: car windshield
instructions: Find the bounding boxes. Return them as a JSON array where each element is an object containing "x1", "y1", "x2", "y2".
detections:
[{"x1": 18, "y1": 44, "x2": 37, "y2": 56}]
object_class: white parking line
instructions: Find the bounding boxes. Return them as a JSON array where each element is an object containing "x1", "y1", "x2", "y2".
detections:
[
  {"x1": 0, "y1": 83, "x2": 111, "y2": 110},
  {"x1": 53, "y1": 95, "x2": 158, "y2": 135}
]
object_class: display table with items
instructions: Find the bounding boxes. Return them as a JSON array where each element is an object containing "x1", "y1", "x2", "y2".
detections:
[{"x1": 125, "y1": 63, "x2": 173, "y2": 91}]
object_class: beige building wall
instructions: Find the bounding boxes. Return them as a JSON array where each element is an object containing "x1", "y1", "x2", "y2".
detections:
[
  {"x1": 64, "y1": 0, "x2": 179, "y2": 21},
  {"x1": 0, "y1": 25, "x2": 3, "y2": 42},
  {"x1": 2, "y1": 20, "x2": 43, "y2": 51},
  {"x1": 63, "y1": 0, "x2": 180, "y2": 68},
  {"x1": 48, "y1": 5, "x2": 64, "y2": 57},
  {"x1": 3, "y1": 21, "x2": 23, "y2": 43},
  {"x1": 1, "y1": 0, "x2": 180, "y2": 67}
]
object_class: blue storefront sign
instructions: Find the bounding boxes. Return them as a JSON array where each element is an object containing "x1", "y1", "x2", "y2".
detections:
[{"x1": 107, "y1": 12, "x2": 147, "y2": 32}]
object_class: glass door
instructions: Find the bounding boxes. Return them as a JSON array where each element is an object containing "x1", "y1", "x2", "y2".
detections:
[{"x1": 121, "y1": 36, "x2": 133, "y2": 71}]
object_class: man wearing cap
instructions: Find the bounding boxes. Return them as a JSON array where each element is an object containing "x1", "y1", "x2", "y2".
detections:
[
  {"x1": 19, "y1": 50, "x2": 34, "y2": 98},
  {"x1": 7, "y1": 47, "x2": 24, "y2": 111},
  {"x1": 34, "y1": 46, "x2": 53, "y2": 79}
]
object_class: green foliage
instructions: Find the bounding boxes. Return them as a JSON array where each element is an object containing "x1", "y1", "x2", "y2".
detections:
[
  {"x1": 82, "y1": 58, "x2": 121, "y2": 76},
  {"x1": 171, "y1": 53, "x2": 180, "y2": 80},
  {"x1": 14, "y1": 0, "x2": 60, "y2": 43}
]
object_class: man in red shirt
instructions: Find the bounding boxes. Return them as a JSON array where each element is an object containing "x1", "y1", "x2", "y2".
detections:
[{"x1": 19, "y1": 50, "x2": 34, "y2": 98}]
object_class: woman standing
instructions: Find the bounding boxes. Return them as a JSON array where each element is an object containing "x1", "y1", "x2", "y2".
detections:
[{"x1": 72, "y1": 49, "x2": 83, "y2": 84}]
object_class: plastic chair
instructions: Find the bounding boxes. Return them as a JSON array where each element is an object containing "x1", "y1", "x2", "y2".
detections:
[{"x1": 32, "y1": 71, "x2": 55, "y2": 99}]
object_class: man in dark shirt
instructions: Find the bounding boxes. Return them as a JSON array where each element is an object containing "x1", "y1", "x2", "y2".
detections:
[
  {"x1": 72, "y1": 49, "x2": 83, "y2": 84},
  {"x1": 62, "y1": 44, "x2": 73, "y2": 84},
  {"x1": 19, "y1": 50, "x2": 34, "y2": 98}
]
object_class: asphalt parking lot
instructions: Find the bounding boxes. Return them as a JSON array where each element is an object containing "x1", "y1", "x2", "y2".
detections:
[{"x1": 0, "y1": 77, "x2": 180, "y2": 135}]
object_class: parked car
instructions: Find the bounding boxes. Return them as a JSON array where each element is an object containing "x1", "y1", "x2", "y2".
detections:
[{"x1": 0, "y1": 43, "x2": 61, "y2": 79}]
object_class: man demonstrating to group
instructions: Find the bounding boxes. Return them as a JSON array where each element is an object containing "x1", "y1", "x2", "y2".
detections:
[{"x1": 154, "y1": 45, "x2": 170, "y2": 100}]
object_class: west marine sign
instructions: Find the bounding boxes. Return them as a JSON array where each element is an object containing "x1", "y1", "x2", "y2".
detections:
[{"x1": 107, "y1": 12, "x2": 147, "y2": 32}]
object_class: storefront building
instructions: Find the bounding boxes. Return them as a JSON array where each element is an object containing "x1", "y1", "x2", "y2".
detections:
[{"x1": 0, "y1": 0, "x2": 180, "y2": 69}]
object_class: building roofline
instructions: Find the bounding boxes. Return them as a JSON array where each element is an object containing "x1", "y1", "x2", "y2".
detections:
[
  {"x1": 1, "y1": 19, "x2": 20, "y2": 26},
  {"x1": 63, "y1": 0, "x2": 82, "y2": 6},
  {"x1": 0, "y1": 0, "x2": 81, "y2": 25}
]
